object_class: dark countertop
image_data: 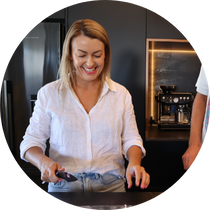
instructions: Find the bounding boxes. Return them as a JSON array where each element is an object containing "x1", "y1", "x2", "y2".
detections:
[
  {"x1": 49, "y1": 192, "x2": 162, "y2": 208},
  {"x1": 146, "y1": 125, "x2": 190, "y2": 141}
]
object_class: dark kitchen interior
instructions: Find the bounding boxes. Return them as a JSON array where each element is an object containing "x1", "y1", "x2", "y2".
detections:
[{"x1": 1, "y1": 1, "x2": 201, "y2": 207}]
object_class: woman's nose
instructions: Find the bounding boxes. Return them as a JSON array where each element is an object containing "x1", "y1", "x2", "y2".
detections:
[{"x1": 86, "y1": 56, "x2": 94, "y2": 67}]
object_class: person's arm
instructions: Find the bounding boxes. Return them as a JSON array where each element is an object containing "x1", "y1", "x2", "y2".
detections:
[
  {"x1": 189, "y1": 92, "x2": 207, "y2": 145},
  {"x1": 126, "y1": 145, "x2": 142, "y2": 169},
  {"x1": 182, "y1": 93, "x2": 207, "y2": 170},
  {"x1": 20, "y1": 86, "x2": 65, "y2": 183},
  {"x1": 126, "y1": 145, "x2": 150, "y2": 189},
  {"x1": 24, "y1": 146, "x2": 64, "y2": 183},
  {"x1": 122, "y1": 90, "x2": 149, "y2": 189}
]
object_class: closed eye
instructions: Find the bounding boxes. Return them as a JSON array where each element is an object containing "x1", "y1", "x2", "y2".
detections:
[{"x1": 78, "y1": 54, "x2": 101, "y2": 58}]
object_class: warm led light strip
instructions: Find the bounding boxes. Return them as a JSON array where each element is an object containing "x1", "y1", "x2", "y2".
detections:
[
  {"x1": 149, "y1": 49, "x2": 196, "y2": 53},
  {"x1": 150, "y1": 42, "x2": 155, "y2": 117},
  {"x1": 149, "y1": 48, "x2": 196, "y2": 119}
]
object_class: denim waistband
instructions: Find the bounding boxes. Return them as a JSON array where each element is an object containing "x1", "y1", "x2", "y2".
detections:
[
  {"x1": 75, "y1": 172, "x2": 101, "y2": 180},
  {"x1": 74, "y1": 172, "x2": 124, "y2": 181}
]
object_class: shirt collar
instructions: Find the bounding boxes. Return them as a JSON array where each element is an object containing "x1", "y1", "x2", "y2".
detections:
[{"x1": 104, "y1": 77, "x2": 117, "y2": 92}]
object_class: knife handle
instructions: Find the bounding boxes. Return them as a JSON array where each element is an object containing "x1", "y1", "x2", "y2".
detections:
[
  {"x1": 56, "y1": 171, "x2": 69, "y2": 179},
  {"x1": 56, "y1": 171, "x2": 78, "y2": 182}
]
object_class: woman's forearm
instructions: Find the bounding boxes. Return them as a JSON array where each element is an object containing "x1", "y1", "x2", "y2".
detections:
[
  {"x1": 127, "y1": 145, "x2": 142, "y2": 165},
  {"x1": 24, "y1": 146, "x2": 50, "y2": 171}
]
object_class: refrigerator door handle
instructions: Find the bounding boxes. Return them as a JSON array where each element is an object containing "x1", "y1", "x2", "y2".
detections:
[{"x1": 1, "y1": 80, "x2": 14, "y2": 152}]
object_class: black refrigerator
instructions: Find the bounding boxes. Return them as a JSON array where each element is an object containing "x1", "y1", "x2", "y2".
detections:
[{"x1": 1, "y1": 22, "x2": 62, "y2": 190}]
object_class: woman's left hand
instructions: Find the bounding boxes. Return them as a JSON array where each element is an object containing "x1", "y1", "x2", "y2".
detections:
[{"x1": 126, "y1": 164, "x2": 150, "y2": 189}]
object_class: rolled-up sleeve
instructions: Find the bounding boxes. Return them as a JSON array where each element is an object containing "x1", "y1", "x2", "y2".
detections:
[
  {"x1": 20, "y1": 87, "x2": 51, "y2": 162},
  {"x1": 121, "y1": 90, "x2": 146, "y2": 159}
]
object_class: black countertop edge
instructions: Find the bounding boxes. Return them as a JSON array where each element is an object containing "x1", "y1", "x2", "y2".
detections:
[
  {"x1": 146, "y1": 138, "x2": 188, "y2": 141},
  {"x1": 48, "y1": 192, "x2": 162, "y2": 206}
]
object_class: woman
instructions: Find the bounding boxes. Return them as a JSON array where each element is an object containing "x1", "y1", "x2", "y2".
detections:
[{"x1": 20, "y1": 19, "x2": 150, "y2": 192}]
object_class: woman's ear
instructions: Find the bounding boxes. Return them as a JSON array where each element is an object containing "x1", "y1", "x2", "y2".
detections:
[{"x1": 69, "y1": 54, "x2": 73, "y2": 60}]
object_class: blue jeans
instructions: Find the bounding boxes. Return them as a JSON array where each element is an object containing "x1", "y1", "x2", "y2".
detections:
[{"x1": 48, "y1": 172, "x2": 126, "y2": 192}]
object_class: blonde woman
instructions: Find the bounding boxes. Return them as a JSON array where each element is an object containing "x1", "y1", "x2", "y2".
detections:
[{"x1": 20, "y1": 19, "x2": 150, "y2": 192}]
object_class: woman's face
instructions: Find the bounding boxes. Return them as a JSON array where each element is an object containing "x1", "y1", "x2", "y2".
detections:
[{"x1": 70, "y1": 34, "x2": 106, "y2": 84}]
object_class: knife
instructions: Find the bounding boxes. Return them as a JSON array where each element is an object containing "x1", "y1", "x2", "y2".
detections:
[{"x1": 56, "y1": 171, "x2": 78, "y2": 182}]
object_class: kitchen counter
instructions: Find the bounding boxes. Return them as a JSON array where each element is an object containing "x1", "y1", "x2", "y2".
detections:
[
  {"x1": 146, "y1": 125, "x2": 190, "y2": 141},
  {"x1": 49, "y1": 192, "x2": 162, "y2": 208}
]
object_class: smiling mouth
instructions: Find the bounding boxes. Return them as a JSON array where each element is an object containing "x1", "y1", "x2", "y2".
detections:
[{"x1": 83, "y1": 67, "x2": 97, "y2": 73}]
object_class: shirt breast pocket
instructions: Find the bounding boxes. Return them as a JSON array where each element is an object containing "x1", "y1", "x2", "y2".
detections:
[{"x1": 95, "y1": 106, "x2": 123, "y2": 142}]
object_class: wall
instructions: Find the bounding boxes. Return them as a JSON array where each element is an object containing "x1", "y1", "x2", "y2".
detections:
[{"x1": 147, "y1": 10, "x2": 185, "y2": 39}]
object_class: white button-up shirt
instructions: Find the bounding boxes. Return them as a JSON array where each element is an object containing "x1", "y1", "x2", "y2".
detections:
[{"x1": 20, "y1": 78, "x2": 146, "y2": 177}]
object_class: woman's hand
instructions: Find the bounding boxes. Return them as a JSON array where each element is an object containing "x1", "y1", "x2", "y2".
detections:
[
  {"x1": 39, "y1": 158, "x2": 65, "y2": 184},
  {"x1": 126, "y1": 164, "x2": 150, "y2": 189},
  {"x1": 24, "y1": 146, "x2": 65, "y2": 184}
]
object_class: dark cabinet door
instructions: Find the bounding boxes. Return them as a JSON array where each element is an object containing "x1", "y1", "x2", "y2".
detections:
[{"x1": 147, "y1": 7, "x2": 188, "y2": 39}]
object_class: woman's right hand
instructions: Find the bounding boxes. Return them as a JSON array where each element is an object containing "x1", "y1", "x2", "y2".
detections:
[
  {"x1": 24, "y1": 146, "x2": 65, "y2": 184},
  {"x1": 39, "y1": 157, "x2": 65, "y2": 184}
]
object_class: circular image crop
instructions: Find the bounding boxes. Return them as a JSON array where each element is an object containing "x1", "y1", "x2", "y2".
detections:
[{"x1": 1, "y1": 1, "x2": 209, "y2": 210}]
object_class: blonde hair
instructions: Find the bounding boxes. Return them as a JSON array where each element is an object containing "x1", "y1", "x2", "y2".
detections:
[{"x1": 57, "y1": 19, "x2": 111, "y2": 99}]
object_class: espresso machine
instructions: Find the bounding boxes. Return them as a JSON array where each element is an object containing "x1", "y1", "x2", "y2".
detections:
[{"x1": 156, "y1": 85, "x2": 194, "y2": 130}]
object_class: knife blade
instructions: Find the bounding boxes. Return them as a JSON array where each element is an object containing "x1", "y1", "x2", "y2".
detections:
[{"x1": 56, "y1": 171, "x2": 78, "y2": 182}]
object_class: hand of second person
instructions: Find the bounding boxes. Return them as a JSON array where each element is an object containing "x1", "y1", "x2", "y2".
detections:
[
  {"x1": 182, "y1": 145, "x2": 201, "y2": 170},
  {"x1": 126, "y1": 165, "x2": 150, "y2": 189}
]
